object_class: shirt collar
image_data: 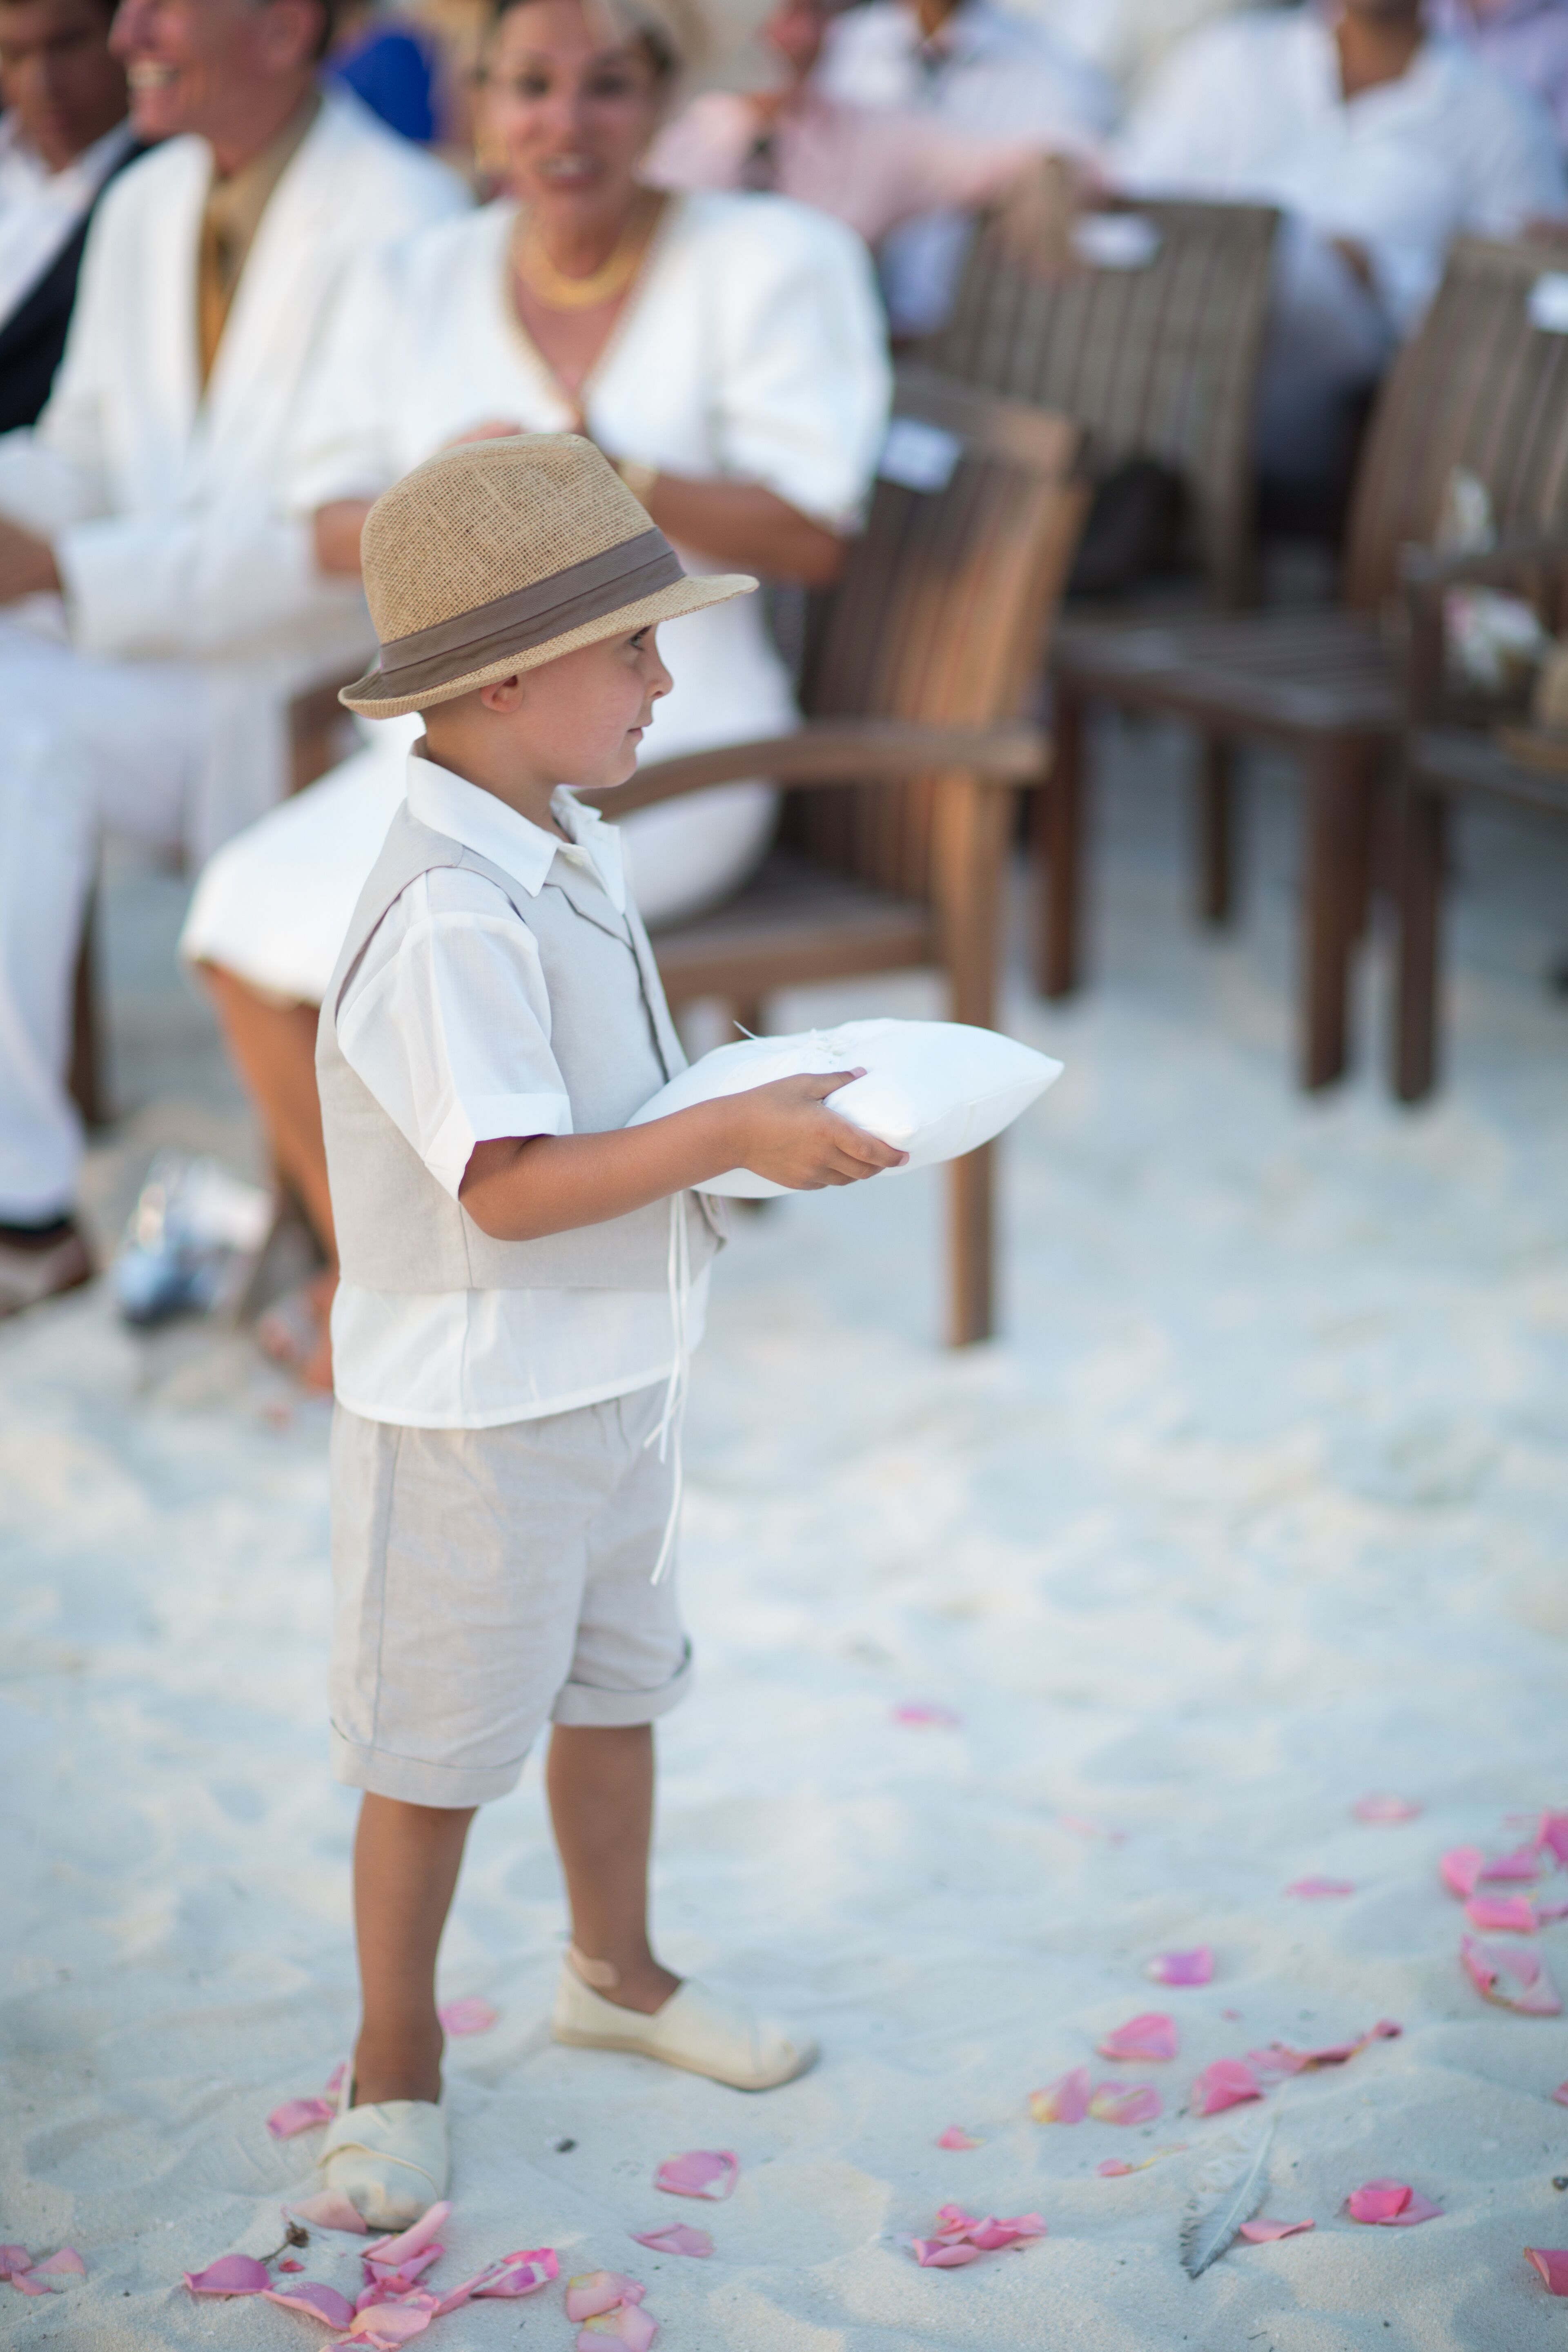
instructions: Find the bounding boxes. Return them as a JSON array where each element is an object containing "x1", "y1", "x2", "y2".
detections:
[{"x1": 406, "y1": 744, "x2": 627, "y2": 912}]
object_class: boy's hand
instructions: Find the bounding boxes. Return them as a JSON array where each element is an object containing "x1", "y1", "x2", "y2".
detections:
[{"x1": 723, "y1": 1070, "x2": 908, "y2": 1190}]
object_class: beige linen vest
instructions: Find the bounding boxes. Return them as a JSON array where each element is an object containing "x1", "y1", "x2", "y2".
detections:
[{"x1": 316, "y1": 802, "x2": 724, "y2": 1292}]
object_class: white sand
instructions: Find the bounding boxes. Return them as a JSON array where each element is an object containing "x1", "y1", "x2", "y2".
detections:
[{"x1": 4, "y1": 726, "x2": 1568, "y2": 2351}]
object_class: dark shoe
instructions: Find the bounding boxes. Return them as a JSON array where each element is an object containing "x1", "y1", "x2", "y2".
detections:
[{"x1": 0, "y1": 1218, "x2": 91, "y2": 1319}]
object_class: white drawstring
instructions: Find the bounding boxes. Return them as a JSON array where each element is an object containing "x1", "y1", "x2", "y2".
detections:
[{"x1": 645, "y1": 1189, "x2": 691, "y2": 1583}]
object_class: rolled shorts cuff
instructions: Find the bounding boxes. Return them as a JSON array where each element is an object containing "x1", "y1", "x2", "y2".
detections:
[
  {"x1": 550, "y1": 1637, "x2": 694, "y2": 1730},
  {"x1": 329, "y1": 1723, "x2": 528, "y2": 1809}
]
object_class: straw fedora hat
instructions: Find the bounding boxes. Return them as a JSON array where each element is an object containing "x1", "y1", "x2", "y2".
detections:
[{"x1": 341, "y1": 434, "x2": 754, "y2": 719}]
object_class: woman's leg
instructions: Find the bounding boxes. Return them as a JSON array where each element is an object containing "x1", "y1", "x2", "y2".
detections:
[
  {"x1": 199, "y1": 966, "x2": 335, "y2": 1257},
  {"x1": 352, "y1": 1793, "x2": 476, "y2": 2104},
  {"x1": 546, "y1": 1723, "x2": 679, "y2": 2015}
]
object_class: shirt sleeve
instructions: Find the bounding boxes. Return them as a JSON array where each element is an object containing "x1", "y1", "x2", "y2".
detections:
[
  {"x1": 336, "y1": 871, "x2": 574, "y2": 1202},
  {"x1": 706, "y1": 197, "x2": 892, "y2": 530}
]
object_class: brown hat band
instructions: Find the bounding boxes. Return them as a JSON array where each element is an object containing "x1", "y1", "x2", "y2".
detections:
[{"x1": 370, "y1": 525, "x2": 685, "y2": 697}]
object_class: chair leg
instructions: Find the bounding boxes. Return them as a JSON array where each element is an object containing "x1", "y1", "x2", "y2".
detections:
[
  {"x1": 68, "y1": 887, "x2": 106, "y2": 1129},
  {"x1": 947, "y1": 1142, "x2": 993, "y2": 1346},
  {"x1": 1392, "y1": 782, "x2": 1445, "y2": 1103},
  {"x1": 1194, "y1": 737, "x2": 1237, "y2": 926},
  {"x1": 1036, "y1": 684, "x2": 1083, "y2": 998},
  {"x1": 1300, "y1": 746, "x2": 1360, "y2": 1090}
]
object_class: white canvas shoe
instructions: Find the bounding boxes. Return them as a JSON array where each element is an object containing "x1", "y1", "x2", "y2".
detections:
[
  {"x1": 321, "y1": 2074, "x2": 449, "y2": 2230},
  {"x1": 551, "y1": 1951, "x2": 818, "y2": 2091}
]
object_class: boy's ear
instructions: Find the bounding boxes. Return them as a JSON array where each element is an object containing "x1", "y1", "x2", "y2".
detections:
[{"x1": 477, "y1": 672, "x2": 526, "y2": 713}]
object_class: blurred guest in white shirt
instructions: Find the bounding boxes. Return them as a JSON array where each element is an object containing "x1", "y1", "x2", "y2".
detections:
[
  {"x1": 814, "y1": 0, "x2": 1113, "y2": 330},
  {"x1": 1115, "y1": 0, "x2": 1567, "y2": 504},
  {"x1": 1428, "y1": 0, "x2": 1568, "y2": 147},
  {"x1": 0, "y1": 0, "x2": 134, "y2": 429}
]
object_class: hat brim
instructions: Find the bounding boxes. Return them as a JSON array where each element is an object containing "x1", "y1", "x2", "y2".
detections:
[{"x1": 340, "y1": 570, "x2": 756, "y2": 719}]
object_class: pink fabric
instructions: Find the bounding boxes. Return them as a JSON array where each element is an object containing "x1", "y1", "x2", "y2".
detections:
[{"x1": 647, "y1": 89, "x2": 1034, "y2": 246}]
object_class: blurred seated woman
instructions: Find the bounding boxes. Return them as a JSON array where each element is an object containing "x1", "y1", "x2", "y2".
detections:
[{"x1": 180, "y1": 0, "x2": 890, "y2": 1385}]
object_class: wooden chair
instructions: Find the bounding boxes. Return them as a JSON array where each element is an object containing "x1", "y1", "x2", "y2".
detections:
[
  {"x1": 1035, "y1": 234, "x2": 1568, "y2": 1089},
  {"x1": 584, "y1": 367, "x2": 1089, "y2": 1346},
  {"x1": 1392, "y1": 529, "x2": 1568, "y2": 1100},
  {"x1": 928, "y1": 185, "x2": 1279, "y2": 608},
  {"x1": 67, "y1": 673, "x2": 360, "y2": 1126}
]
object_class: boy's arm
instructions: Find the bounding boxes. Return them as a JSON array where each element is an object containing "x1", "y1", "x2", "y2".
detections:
[{"x1": 459, "y1": 1072, "x2": 906, "y2": 1241}]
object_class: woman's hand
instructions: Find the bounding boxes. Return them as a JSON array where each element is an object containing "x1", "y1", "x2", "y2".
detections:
[
  {"x1": 312, "y1": 500, "x2": 374, "y2": 578},
  {"x1": 723, "y1": 1069, "x2": 907, "y2": 1189}
]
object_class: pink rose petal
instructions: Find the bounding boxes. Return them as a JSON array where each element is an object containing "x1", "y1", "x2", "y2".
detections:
[
  {"x1": 183, "y1": 2254, "x2": 271, "y2": 2296},
  {"x1": 566, "y1": 2272, "x2": 647, "y2": 2323},
  {"x1": 1097, "y1": 2159, "x2": 1135, "y2": 2177},
  {"x1": 891, "y1": 1702, "x2": 960, "y2": 1728},
  {"x1": 910, "y1": 2237, "x2": 982, "y2": 2267},
  {"x1": 1483, "y1": 1845, "x2": 1541, "y2": 1882},
  {"x1": 1098, "y1": 2011, "x2": 1178, "y2": 2062},
  {"x1": 1527, "y1": 2248, "x2": 1568, "y2": 2295},
  {"x1": 1146, "y1": 1948, "x2": 1212, "y2": 1987},
  {"x1": 263, "y1": 2283, "x2": 357, "y2": 2328},
  {"x1": 929, "y1": 2205, "x2": 1046, "y2": 2254},
  {"x1": 1029, "y1": 2065, "x2": 1090, "y2": 2124},
  {"x1": 267, "y1": 2096, "x2": 337, "y2": 2140},
  {"x1": 361, "y1": 2203, "x2": 451, "y2": 2269},
  {"x1": 286, "y1": 2193, "x2": 368, "y2": 2234},
  {"x1": 1466, "y1": 1893, "x2": 1538, "y2": 1933},
  {"x1": 7, "y1": 2272, "x2": 49, "y2": 2296},
  {"x1": 437, "y1": 1996, "x2": 498, "y2": 2037},
  {"x1": 1285, "y1": 1877, "x2": 1354, "y2": 1899},
  {"x1": 1461, "y1": 1934, "x2": 1563, "y2": 2015},
  {"x1": 30, "y1": 2249, "x2": 85, "y2": 2282},
  {"x1": 0, "y1": 2250, "x2": 30, "y2": 2278},
  {"x1": 278, "y1": 2259, "x2": 304, "y2": 2274},
  {"x1": 1248, "y1": 2020, "x2": 1401, "y2": 2078},
  {"x1": 1441, "y1": 1847, "x2": 1485, "y2": 1899},
  {"x1": 579, "y1": 2307, "x2": 657, "y2": 2352},
  {"x1": 470, "y1": 2247, "x2": 557, "y2": 2300},
  {"x1": 1552, "y1": 2082, "x2": 1568, "y2": 2107},
  {"x1": 1354, "y1": 1793, "x2": 1422, "y2": 1823},
  {"x1": 936, "y1": 2126, "x2": 982, "y2": 2149},
  {"x1": 1534, "y1": 1812, "x2": 1568, "y2": 1866},
  {"x1": 630, "y1": 2225, "x2": 713, "y2": 2259},
  {"x1": 654, "y1": 2149, "x2": 738, "y2": 2201},
  {"x1": 345, "y1": 2306, "x2": 437, "y2": 2348},
  {"x1": 1189, "y1": 2059, "x2": 1262, "y2": 2116},
  {"x1": 1347, "y1": 2180, "x2": 1441, "y2": 2226},
  {"x1": 1088, "y1": 2082, "x2": 1162, "y2": 2126},
  {"x1": 324, "y1": 2060, "x2": 348, "y2": 2100},
  {"x1": 1238, "y1": 2218, "x2": 1315, "y2": 2243}
]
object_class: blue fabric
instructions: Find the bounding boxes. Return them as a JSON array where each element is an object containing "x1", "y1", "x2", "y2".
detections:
[{"x1": 330, "y1": 25, "x2": 438, "y2": 145}]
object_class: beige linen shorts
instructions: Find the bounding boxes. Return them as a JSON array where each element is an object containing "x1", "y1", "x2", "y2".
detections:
[{"x1": 329, "y1": 1383, "x2": 690, "y2": 1807}]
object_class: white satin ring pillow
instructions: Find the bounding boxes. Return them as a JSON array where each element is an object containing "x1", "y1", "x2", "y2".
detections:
[{"x1": 627, "y1": 1018, "x2": 1064, "y2": 1198}]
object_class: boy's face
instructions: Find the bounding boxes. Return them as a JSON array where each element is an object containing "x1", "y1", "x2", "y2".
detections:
[{"x1": 506, "y1": 624, "x2": 672, "y2": 790}]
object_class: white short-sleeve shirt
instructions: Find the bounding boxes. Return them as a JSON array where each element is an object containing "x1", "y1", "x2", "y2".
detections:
[{"x1": 330, "y1": 751, "x2": 708, "y2": 1429}]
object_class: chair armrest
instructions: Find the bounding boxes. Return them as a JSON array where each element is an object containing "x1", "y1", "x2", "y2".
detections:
[
  {"x1": 1399, "y1": 528, "x2": 1568, "y2": 594},
  {"x1": 580, "y1": 718, "x2": 1050, "y2": 815}
]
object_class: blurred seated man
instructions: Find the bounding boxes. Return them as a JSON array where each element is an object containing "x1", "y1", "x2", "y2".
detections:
[
  {"x1": 813, "y1": 0, "x2": 1113, "y2": 331},
  {"x1": 1429, "y1": 0, "x2": 1568, "y2": 148},
  {"x1": 0, "y1": 0, "x2": 135, "y2": 431},
  {"x1": 647, "y1": 0, "x2": 1047, "y2": 250},
  {"x1": 0, "y1": 0, "x2": 465, "y2": 1317},
  {"x1": 1114, "y1": 0, "x2": 1567, "y2": 516}
]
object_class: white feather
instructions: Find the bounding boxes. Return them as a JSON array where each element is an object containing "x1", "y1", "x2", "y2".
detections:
[{"x1": 1179, "y1": 2111, "x2": 1278, "y2": 2278}]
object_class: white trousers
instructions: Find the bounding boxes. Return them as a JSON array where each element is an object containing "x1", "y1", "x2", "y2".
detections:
[{"x1": 0, "y1": 618, "x2": 210, "y2": 1220}]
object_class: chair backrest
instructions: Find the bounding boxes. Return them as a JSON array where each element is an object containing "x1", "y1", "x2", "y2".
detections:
[
  {"x1": 787, "y1": 367, "x2": 1086, "y2": 902},
  {"x1": 927, "y1": 185, "x2": 1278, "y2": 607},
  {"x1": 1344, "y1": 236, "x2": 1568, "y2": 613}
]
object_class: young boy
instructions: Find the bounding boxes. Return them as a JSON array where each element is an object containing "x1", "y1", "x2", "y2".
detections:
[{"x1": 314, "y1": 433, "x2": 905, "y2": 2226}]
